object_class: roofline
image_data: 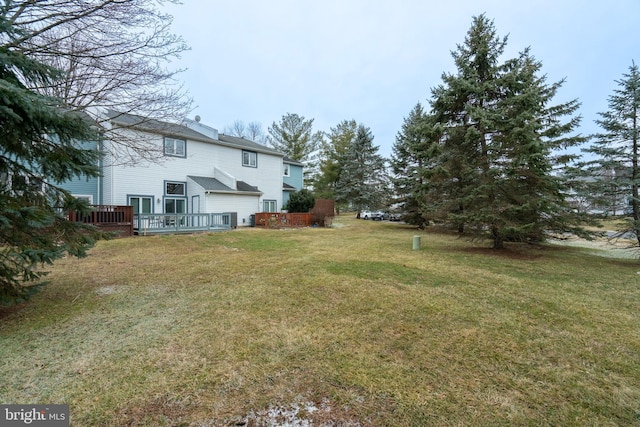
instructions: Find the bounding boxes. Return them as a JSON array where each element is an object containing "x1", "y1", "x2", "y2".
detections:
[
  {"x1": 204, "y1": 190, "x2": 263, "y2": 196},
  {"x1": 214, "y1": 138, "x2": 283, "y2": 157},
  {"x1": 108, "y1": 112, "x2": 284, "y2": 157}
]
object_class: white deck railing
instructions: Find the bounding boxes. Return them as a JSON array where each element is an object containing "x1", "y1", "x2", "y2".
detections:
[{"x1": 134, "y1": 213, "x2": 232, "y2": 234}]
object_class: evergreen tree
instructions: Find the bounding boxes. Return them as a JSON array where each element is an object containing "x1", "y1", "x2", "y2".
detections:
[
  {"x1": 390, "y1": 103, "x2": 434, "y2": 228},
  {"x1": 491, "y1": 50, "x2": 585, "y2": 244},
  {"x1": 284, "y1": 189, "x2": 316, "y2": 213},
  {"x1": 429, "y1": 14, "x2": 507, "y2": 239},
  {"x1": 314, "y1": 119, "x2": 356, "y2": 207},
  {"x1": 0, "y1": 16, "x2": 106, "y2": 304},
  {"x1": 268, "y1": 113, "x2": 323, "y2": 186},
  {"x1": 5, "y1": 0, "x2": 191, "y2": 165},
  {"x1": 582, "y1": 62, "x2": 640, "y2": 246},
  {"x1": 334, "y1": 124, "x2": 389, "y2": 216},
  {"x1": 429, "y1": 15, "x2": 585, "y2": 248}
]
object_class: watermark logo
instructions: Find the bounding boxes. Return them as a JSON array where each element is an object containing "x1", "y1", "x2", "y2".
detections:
[{"x1": 1, "y1": 405, "x2": 68, "y2": 426}]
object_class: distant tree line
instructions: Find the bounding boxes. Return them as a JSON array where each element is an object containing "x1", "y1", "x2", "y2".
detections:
[{"x1": 249, "y1": 15, "x2": 639, "y2": 251}]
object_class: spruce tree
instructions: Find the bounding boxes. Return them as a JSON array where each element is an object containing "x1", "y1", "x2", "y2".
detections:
[
  {"x1": 428, "y1": 15, "x2": 585, "y2": 248},
  {"x1": 283, "y1": 189, "x2": 316, "y2": 213},
  {"x1": 0, "y1": 17, "x2": 105, "y2": 304},
  {"x1": 314, "y1": 119, "x2": 356, "y2": 206},
  {"x1": 582, "y1": 62, "x2": 640, "y2": 246},
  {"x1": 390, "y1": 103, "x2": 435, "y2": 228},
  {"x1": 335, "y1": 124, "x2": 389, "y2": 215},
  {"x1": 268, "y1": 113, "x2": 323, "y2": 186},
  {"x1": 491, "y1": 50, "x2": 584, "y2": 244}
]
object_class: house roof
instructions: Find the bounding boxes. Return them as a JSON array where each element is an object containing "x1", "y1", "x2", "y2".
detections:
[
  {"x1": 108, "y1": 111, "x2": 283, "y2": 157},
  {"x1": 218, "y1": 133, "x2": 282, "y2": 156},
  {"x1": 188, "y1": 175, "x2": 262, "y2": 195},
  {"x1": 107, "y1": 111, "x2": 214, "y2": 143},
  {"x1": 283, "y1": 156, "x2": 304, "y2": 166},
  {"x1": 283, "y1": 183, "x2": 297, "y2": 191}
]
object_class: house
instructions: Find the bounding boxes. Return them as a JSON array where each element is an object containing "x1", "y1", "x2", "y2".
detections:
[
  {"x1": 60, "y1": 112, "x2": 303, "y2": 228},
  {"x1": 282, "y1": 156, "x2": 304, "y2": 209}
]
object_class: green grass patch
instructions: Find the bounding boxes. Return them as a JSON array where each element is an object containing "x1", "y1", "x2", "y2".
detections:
[{"x1": 1, "y1": 215, "x2": 639, "y2": 426}]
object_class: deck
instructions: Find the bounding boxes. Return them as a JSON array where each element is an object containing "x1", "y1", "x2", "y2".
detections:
[
  {"x1": 134, "y1": 212, "x2": 233, "y2": 235},
  {"x1": 68, "y1": 205, "x2": 134, "y2": 237}
]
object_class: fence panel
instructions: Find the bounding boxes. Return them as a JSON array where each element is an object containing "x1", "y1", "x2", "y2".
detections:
[
  {"x1": 69, "y1": 205, "x2": 133, "y2": 237},
  {"x1": 254, "y1": 212, "x2": 314, "y2": 228}
]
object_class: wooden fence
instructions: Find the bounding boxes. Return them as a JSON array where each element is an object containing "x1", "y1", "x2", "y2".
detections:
[
  {"x1": 68, "y1": 205, "x2": 134, "y2": 237},
  {"x1": 254, "y1": 212, "x2": 314, "y2": 228}
]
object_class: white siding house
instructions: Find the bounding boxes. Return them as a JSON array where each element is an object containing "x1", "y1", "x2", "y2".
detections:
[{"x1": 100, "y1": 112, "x2": 290, "y2": 226}]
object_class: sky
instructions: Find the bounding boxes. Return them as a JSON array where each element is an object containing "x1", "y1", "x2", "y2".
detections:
[{"x1": 164, "y1": 0, "x2": 639, "y2": 158}]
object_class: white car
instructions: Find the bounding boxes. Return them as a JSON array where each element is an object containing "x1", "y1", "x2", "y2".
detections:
[{"x1": 360, "y1": 210, "x2": 385, "y2": 220}]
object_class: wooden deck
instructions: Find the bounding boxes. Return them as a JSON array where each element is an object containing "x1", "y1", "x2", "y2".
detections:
[
  {"x1": 68, "y1": 207, "x2": 233, "y2": 236},
  {"x1": 68, "y1": 205, "x2": 133, "y2": 237},
  {"x1": 134, "y1": 213, "x2": 232, "y2": 235}
]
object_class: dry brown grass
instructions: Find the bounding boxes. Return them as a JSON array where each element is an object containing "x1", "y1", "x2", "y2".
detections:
[{"x1": 1, "y1": 214, "x2": 639, "y2": 426}]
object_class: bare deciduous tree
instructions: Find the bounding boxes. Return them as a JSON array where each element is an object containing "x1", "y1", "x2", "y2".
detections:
[
  {"x1": 224, "y1": 120, "x2": 247, "y2": 138},
  {"x1": 224, "y1": 120, "x2": 267, "y2": 144},
  {"x1": 1, "y1": 0, "x2": 192, "y2": 164},
  {"x1": 247, "y1": 121, "x2": 267, "y2": 144}
]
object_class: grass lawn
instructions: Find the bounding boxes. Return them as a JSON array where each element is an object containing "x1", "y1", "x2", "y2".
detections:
[{"x1": 1, "y1": 214, "x2": 639, "y2": 426}]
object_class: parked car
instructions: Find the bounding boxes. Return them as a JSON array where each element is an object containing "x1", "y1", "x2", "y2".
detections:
[
  {"x1": 361, "y1": 210, "x2": 385, "y2": 220},
  {"x1": 388, "y1": 212, "x2": 402, "y2": 221}
]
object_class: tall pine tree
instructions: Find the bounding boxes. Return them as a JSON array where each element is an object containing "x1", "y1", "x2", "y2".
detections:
[
  {"x1": 268, "y1": 113, "x2": 323, "y2": 187},
  {"x1": 428, "y1": 15, "x2": 584, "y2": 248},
  {"x1": 390, "y1": 103, "x2": 437, "y2": 228},
  {"x1": 314, "y1": 119, "x2": 356, "y2": 207},
  {"x1": 0, "y1": 15, "x2": 106, "y2": 303},
  {"x1": 582, "y1": 62, "x2": 640, "y2": 246},
  {"x1": 335, "y1": 124, "x2": 388, "y2": 215}
]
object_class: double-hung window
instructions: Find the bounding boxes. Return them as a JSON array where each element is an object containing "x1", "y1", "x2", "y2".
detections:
[
  {"x1": 242, "y1": 150, "x2": 257, "y2": 167},
  {"x1": 164, "y1": 137, "x2": 186, "y2": 158},
  {"x1": 283, "y1": 163, "x2": 290, "y2": 177}
]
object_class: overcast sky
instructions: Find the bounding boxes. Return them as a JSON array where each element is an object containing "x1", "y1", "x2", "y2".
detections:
[{"x1": 164, "y1": 0, "x2": 638, "y2": 158}]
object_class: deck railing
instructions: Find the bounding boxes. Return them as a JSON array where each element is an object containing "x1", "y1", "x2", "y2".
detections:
[
  {"x1": 134, "y1": 212, "x2": 232, "y2": 235},
  {"x1": 68, "y1": 205, "x2": 133, "y2": 237}
]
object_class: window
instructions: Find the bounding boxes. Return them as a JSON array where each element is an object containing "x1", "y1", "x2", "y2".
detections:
[
  {"x1": 263, "y1": 200, "x2": 277, "y2": 212},
  {"x1": 242, "y1": 150, "x2": 257, "y2": 167},
  {"x1": 74, "y1": 195, "x2": 93, "y2": 204},
  {"x1": 8, "y1": 175, "x2": 44, "y2": 201},
  {"x1": 164, "y1": 198, "x2": 186, "y2": 214},
  {"x1": 283, "y1": 163, "x2": 290, "y2": 177},
  {"x1": 165, "y1": 181, "x2": 186, "y2": 196},
  {"x1": 129, "y1": 196, "x2": 153, "y2": 214},
  {"x1": 164, "y1": 137, "x2": 186, "y2": 158}
]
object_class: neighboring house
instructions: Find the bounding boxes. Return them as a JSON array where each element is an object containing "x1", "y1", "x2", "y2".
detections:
[
  {"x1": 60, "y1": 112, "x2": 303, "y2": 226},
  {"x1": 282, "y1": 156, "x2": 304, "y2": 209},
  {"x1": 56, "y1": 139, "x2": 101, "y2": 205}
]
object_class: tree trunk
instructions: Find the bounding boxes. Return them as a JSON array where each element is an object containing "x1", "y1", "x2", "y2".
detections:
[
  {"x1": 633, "y1": 104, "x2": 640, "y2": 247},
  {"x1": 492, "y1": 226, "x2": 504, "y2": 249}
]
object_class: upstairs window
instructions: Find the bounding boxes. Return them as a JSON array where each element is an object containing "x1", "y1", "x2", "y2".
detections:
[
  {"x1": 242, "y1": 150, "x2": 257, "y2": 167},
  {"x1": 283, "y1": 163, "x2": 290, "y2": 177},
  {"x1": 165, "y1": 181, "x2": 186, "y2": 196},
  {"x1": 164, "y1": 137, "x2": 186, "y2": 158}
]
